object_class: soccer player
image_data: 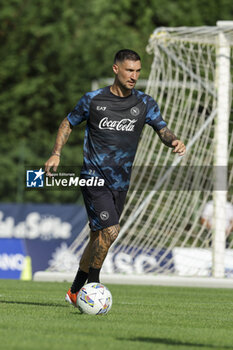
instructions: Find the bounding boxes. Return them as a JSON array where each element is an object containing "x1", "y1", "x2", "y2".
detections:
[{"x1": 45, "y1": 49, "x2": 186, "y2": 307}]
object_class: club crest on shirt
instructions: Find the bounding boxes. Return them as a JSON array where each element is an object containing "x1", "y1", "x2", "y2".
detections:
[
  {"x1": 99, "y1": 117, "x2": 137, "y2": 131},
  {"x1": 100, "y1": 211, "x2": 109, "y2": 221},
  {"x1": 130, "y1": 106, "x2": 140, "y2": 116}
]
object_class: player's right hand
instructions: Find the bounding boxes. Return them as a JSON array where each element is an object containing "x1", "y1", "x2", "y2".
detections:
[{"x1": 45, "y1": 155, "x2": 60, "y2": 176}]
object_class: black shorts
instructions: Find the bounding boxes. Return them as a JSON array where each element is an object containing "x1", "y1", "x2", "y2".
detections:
[{"x1": 81, "y1": 185, "x2": 127, "y2": 231}]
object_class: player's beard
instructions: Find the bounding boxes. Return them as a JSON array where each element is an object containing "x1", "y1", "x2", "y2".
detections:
[{"x1": 118, "y1": 78, "x2": 135, "y2": 91}]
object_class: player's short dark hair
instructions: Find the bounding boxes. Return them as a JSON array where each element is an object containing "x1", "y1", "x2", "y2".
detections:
[{"x1": 114, "y1": 49, "x2": 141, "y2": 64}]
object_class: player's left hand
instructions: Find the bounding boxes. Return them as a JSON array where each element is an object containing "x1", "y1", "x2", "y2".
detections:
[{"x1": 172, "y1": 140, "x2": 186, "y2": 156}]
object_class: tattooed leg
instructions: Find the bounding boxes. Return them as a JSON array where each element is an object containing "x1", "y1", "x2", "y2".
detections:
[
  {"x1": 69, "y1": 231, "x2": 100, "y2": 292},
  {"x1": 89, "y1": 224, "x2": 120, "y2": 269},
  {"x1": 79, "y1": 230, "x2": 99, "y2": 273}
]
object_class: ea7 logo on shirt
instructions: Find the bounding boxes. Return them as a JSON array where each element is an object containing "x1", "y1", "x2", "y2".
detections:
[
  {"x1": 130, "y1": 106, "x2": 140, "y2": 116},
  {"x1": 99, "y1": 117, "x2": 137, "y2": 131},
  {"x1": 97, "y1": 106, "x2": 107, "y2": 111}
]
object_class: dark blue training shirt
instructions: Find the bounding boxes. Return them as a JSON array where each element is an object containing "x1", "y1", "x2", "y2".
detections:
[{"x1": 67, "y1": 86, "x2": 167, "y2": 191}]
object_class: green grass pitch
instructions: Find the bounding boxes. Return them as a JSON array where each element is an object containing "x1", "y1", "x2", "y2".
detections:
[{"x1": 1, "y1": 280, "x2": 233, "y2": 350}]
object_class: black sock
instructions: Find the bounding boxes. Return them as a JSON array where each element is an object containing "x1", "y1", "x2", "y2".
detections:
[
  {"x1": 87, "y1": 267, "x2": 101, "y2": 283},
  {"x1": 71, "y1": 268, "x2": 88, "y2": 293}
]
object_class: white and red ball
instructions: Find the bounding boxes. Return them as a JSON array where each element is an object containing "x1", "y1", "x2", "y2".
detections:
[{"x1": 77, "y1": 283, "x2": 112, "y2": 315}]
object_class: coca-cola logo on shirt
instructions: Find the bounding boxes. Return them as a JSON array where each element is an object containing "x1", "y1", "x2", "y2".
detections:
[{"x1": 99, "y1": 117, "x2": 137, "y2": 131}]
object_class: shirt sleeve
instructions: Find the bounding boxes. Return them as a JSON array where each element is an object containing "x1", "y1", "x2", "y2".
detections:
[
  {"x1": 145, "y1": 96, "x2": 167, "y2": 131},
  {"x1": 67, "y1": 93, "x2": 90, "y2": 126},
  {"x1": 202, "y1": 201, "x2": 213, "y2": 219}
]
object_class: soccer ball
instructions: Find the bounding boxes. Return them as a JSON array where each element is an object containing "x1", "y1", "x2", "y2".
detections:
[{"x1": 77, "y1": 282, "x2": 112, "y2": 315}]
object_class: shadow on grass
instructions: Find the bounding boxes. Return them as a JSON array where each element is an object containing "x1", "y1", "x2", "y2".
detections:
[
  {"x1": 0, "y1": 300, "x2": 67, "y2": 308},
  {"x1": 117, "y1": 337, "x2": 233, "y2": 349}
]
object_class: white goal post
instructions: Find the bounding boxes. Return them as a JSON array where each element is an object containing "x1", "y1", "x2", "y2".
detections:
[{"x1": 34, "y1": 22, "x2": 233, "y2": 285}]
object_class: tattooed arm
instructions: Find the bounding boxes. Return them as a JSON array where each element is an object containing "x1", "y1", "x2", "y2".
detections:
[
  {"x1": 45, "y1": 118, "x2": 73, "y2": 174},
  {"x1": 52, "y1": 117, "x2": 73, "y2": 155},
  {"x1": 158, "y1": 126, "x2": 186, "y2": 156},
  {"x1": 158, "y1": 126, "x2": 177, "y2": 147}
]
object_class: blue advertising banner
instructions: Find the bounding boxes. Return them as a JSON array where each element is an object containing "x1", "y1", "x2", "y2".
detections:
[
  {"x1": 47, "y1": 239, "x2": 174, "y2": 275},
  {"x1": 0, "y1": 238, "x2": 26, "y2": 279},
  {"x1": 101, "y1": 246, "x2": 174, "y2": 274},
  {"x1": 0, "y1": 203, "x2": 87, "y2": 279}
]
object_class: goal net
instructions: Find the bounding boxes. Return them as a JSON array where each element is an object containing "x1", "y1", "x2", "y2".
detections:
[{"x1": 48, "y1": 24, "x2": 233, "y2": 280}]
